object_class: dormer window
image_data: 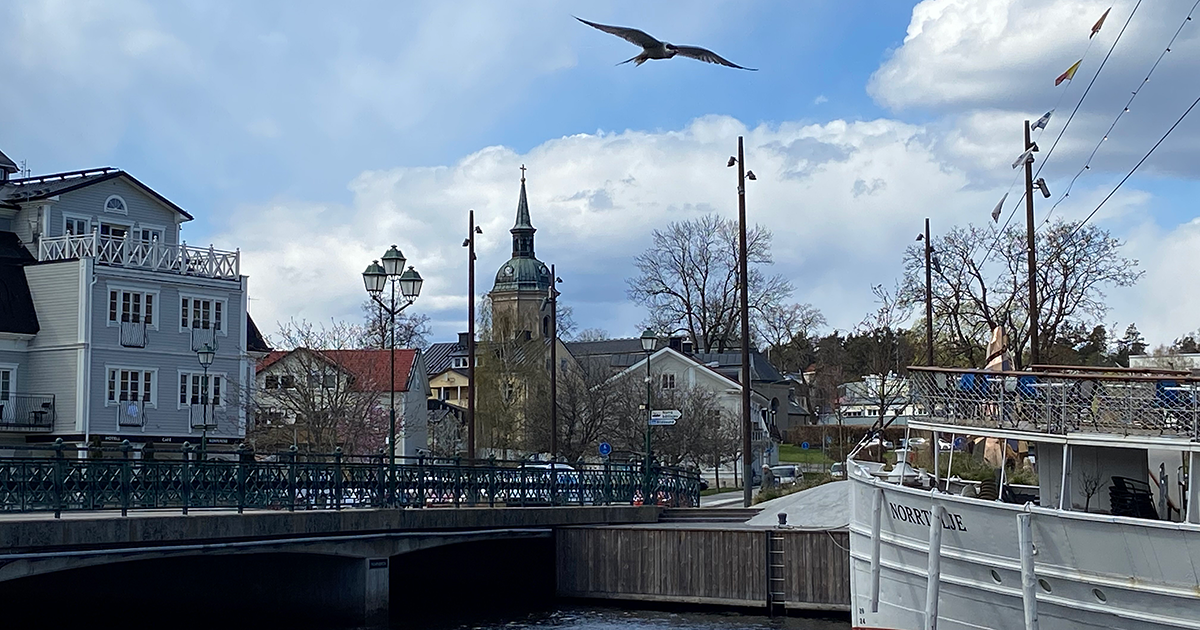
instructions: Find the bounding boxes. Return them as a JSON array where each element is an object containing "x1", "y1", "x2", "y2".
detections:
[
  {"x1": 104, "y1": 195, "x2": 127, "y2": 214},
  {"x1": 452, "y1": 357, "x2": 469, "y2": 369}
]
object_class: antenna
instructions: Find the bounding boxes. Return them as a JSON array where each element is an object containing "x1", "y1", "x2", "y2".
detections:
[{"x1": 19, "y1": 160, "x2": 30, "y2": 178}]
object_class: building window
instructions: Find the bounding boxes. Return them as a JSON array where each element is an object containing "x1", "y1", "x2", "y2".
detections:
[
  {"x1": 108, "y1": 289, "x2": 155, "y2": 326},
  {"x1": 180, "y1": 373, "x2": 223, "y2": 407},
  {"x1": 65, "y1": 217, "x2": 90, "y2": 236},
  {"x1": 660, "y1": 373, "x2": 676, "y2": 390},
  {"x1": 0, "y1": 367, "x2": 12, "y2": 402},
  {"x1": 265, "y1": 375, "x2": 279, "y2": 389},
  {"x1": 107, "y1": 368, "x2": 155, "y2": 405},
  {"x1": 181, "y1": 297, "x2": 224, "y2": 332},
  {"x1": 104, "y1": 195, "x2": 127, "y2": 214},
  {"x1": 451, "y1": 357, "x2": 469, "y2": 369},
  {"x1": 137, "y1": 228, "x2": 163, "y2": 242}
]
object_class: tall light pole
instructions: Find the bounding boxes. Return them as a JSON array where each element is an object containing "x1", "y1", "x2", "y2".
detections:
[
  {"x1": 196, "y1": 342, "x2": 215, "y2": 459},
  {"x1": 463, "y1": 212, "x2": 482, "y2": 460},
  {"x1": 919, "y1": 219, "x2": 934, "y2": 365},
  {"x1": 640, "y1": 328, "x2": 657, "y2": 499},
  {"x1": 362, "y1": 246, "x2": 423, "y2": 503},
  {"x1": 545, "y1": 264, "x2": 562, "y2": 460},
  {"x1": 728, "y1": 137, "x2": 756, "y2": 509},
  {"x1": 1022, "y1": 120, "x2": 1041, "y2": 366}
]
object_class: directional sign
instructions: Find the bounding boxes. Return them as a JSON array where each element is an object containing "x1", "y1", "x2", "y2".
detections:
[
  {"x1": 651, "y1": 410, "x2": 682, "y2": 421},
  {"x1": 598, "y1": 442, "x2": 612, "y2": 457},
  {"x1": 648, "y1": 417, "x2": 677, "y2": 426}
]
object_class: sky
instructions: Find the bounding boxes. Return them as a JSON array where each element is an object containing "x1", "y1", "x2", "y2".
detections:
[{"x1": 3, "y1": 0, "x2": 1200, "y2": 349}]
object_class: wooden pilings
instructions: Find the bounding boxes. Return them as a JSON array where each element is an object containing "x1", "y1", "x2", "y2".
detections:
[{"x1": 555, "y1": 525, "x2": 850, "y2": 612}]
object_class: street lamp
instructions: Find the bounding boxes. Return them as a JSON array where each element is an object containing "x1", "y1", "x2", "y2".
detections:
[
  {"x1": 728, "y1": 136, "x2": 755, "y2": 508},
  {"x1": 362, "y1": 246, "x2": 423, "y2": 504},
  {"x1": 462, "y1": 212, "x2": 483, "y2": 460},
  {"x1": 640, "y1": 328, "x2": 657, "y2": 499},
  {"x1": 196, "y1": 342, "x2": 215, "y2": 459}
]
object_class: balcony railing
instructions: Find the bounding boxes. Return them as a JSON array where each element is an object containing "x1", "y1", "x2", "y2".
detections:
[
  {"x1": 189, "y1": 403, "x2": 219, "y2": 430},
  {"x1": 0, "y1": 394, "x2": 56, "y2": 431},
  {"x1": 119, "y1": 321, "x2": 147, "y2": 348},
  {"x1": 38, "y1": 233, "x2": 240, "y2": 281},
  {"x1": 116, "y1": 397, "x2": 148, "y2": 427},
  {"x1": 909, "y1": 366, "x2": 1200, "y2": 439}
]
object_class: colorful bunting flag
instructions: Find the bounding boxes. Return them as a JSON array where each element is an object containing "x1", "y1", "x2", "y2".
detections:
[
  {"x1": 1091, "y1": 7, "x2": 1111, "y2": 39},
  {"x1": 1055, "y1": 60, "x2": 1082, "y2": 86}
]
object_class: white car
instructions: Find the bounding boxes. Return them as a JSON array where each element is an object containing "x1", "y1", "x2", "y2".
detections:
[
  {"x1": 864, "y1": 437, "x2": 894, "y2": 450},
  {"x1": 769, "y1": 465, "x2": 801, "y2": 485}
]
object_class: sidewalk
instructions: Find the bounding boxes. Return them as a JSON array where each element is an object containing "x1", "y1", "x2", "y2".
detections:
[{"x1": 699, "y1": 487, "x2": 759, "y2": 507}]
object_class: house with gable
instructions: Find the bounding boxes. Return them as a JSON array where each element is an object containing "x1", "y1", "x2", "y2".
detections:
[
  {"x1": 0, "y1": 150, "x2": 268, "y2": 452},
  {"x1": 255, "y1": 348, "x2": 429, "y2": 456}
]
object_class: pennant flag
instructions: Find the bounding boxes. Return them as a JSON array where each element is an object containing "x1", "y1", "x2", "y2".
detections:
[
  {"x1": 1055, "y1": 60, "x2": 1082, "y2": 86},
  {"x1": 1032, "y1": 110, "x2": 1053, "y2": 131},
  {"x1": 1012, "y1": 149, "x2": 1035, "y2": 169},
  {"x1": 1091, "y1": 7, "x2": 1111, "y2": 39},
  {"x1": 991, "y1": 193, "x2": 1008, "y2": 222}
]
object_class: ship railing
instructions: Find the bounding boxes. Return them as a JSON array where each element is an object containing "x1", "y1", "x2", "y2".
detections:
[{"x1": 908, "y1": 366, "x2": 1200, "y2": 438}]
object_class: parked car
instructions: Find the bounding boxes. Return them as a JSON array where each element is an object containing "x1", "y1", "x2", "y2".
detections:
[
  {"x1": 905, "y1": 437, "x2": 927, "y2": 448},
  {"x1": 864, "y1": 437, "x2": 894, "y2": 450},
  {"x1": 769, "y1": 465, "x2": 801, "y2": 485},
  {"x1": 829, "y1": 462, "x2": 845, "y2": 479}
]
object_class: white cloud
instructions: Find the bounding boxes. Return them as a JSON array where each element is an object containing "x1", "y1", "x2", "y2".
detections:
[
  {"x1": 813, "y1": 94, "x2": 829, "y2": 105},
  {"x1": 220, "y1": 115, "x2": 991, "y2": 342}
]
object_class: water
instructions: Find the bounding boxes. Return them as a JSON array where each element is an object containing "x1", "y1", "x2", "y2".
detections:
[{"x1": 409, "y1": 604, "x2": 851, "y2": 630}]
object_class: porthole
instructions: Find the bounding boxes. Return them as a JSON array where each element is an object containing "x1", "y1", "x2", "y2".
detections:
[
  {"x1": 1092, "y1": 588, "x2": 1107, "y2": 603},
  {"x1": 990, "y1": 569, "x2": 1002, "y2": 584},
  {"x1": 1038, "y1": 578, "x2": 1052, "y2": 593}
]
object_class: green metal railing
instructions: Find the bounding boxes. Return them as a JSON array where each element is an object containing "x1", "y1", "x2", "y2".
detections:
[{"x1": 0, "y1": 441, "x2": 701, "y2": 516}]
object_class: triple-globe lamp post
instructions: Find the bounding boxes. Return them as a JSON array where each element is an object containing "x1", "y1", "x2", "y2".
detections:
[{"x1": 362, "y1": 245, "x2": 423, "y2": 503}]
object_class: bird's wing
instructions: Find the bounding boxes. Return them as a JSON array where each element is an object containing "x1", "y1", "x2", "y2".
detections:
[
  {"x1": 672, "y1": 45, "x2": 757, "y2": 71},
  {"x1": 575, "y1": 17, "x2": 661, "y2": 49}
]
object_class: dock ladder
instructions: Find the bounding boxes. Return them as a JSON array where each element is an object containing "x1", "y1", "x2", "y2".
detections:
[{"x1": 767, "y1": 531, "x2": 787, "y2": 616}]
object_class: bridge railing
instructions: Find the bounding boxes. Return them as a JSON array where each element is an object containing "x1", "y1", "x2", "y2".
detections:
[{"x1": 0, "y1": 442, "x2": 702, "y2": 516}]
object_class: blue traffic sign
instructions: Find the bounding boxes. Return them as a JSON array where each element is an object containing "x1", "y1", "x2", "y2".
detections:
[
  {"x1": 953, "y1": 437, "x2": 966, "y2": 450},
  {"x1": 825, "y1": 435, "x2": 833, "y2": 445},
  {"x1": 598, "y1": 442, "x2": 612, "y2": 457},
  {"x1": 801, "y1": 442, "x2": 810, "y2": 450}
]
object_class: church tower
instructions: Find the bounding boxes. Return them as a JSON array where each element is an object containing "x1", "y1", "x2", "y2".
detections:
[{"x1": 490, "y1": 167, "x2": 552, "y2": 340}]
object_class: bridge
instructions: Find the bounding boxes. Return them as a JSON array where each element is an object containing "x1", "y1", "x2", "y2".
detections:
[{"x1": 0, "y1": 445, "x2": 700, "y2": 627}]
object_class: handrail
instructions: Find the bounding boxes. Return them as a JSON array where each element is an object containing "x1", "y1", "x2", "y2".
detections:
[
  {"x1": 0, "y1": 447, "x2": 702, "y2": 515},
  {"x1": 37, "y1": 233, "x2": 240, "y2": 281},
  {"x1": 909, "y1": 365, "x2": 1200, "y2": 384},
  {"x1": 1030, "y1": 364, "x2": 1193, "y2": 376}
]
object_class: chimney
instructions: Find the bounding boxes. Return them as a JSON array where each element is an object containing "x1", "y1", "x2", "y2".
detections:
[
  {"x1": 682, "y1": 339, "x2": 694, "y2": 354},
  {"x1": 668, "y1": 337, "x2": 682, "y2": 352},
  {"x1": 457, "y1": 332, "x2": 471, "y2": 348}
]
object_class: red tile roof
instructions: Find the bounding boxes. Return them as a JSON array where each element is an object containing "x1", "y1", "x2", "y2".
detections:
[{"x1": 257, "y1": 348, "x2": 420, "y2": 392}]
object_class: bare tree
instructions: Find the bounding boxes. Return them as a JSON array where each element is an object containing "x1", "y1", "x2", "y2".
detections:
[
  {"x1": 627, "y1": 213, "x2": 793, "y2": 352},
  {"x1": 757, "y1": 302, "x2": 826, "y2": 376},
  {"x1": 901, "y1": 219, "x2": 1141, "y2": 368},
  {"x1": 851, "y1": 285, "x2": 915, "y2": 428},
  {"x1": 573, "y1": 328, "x2": 611, "y2": 342},
  {"x1": 250, "y1": 319, "x2": 388, "y2": 454},
  {"x1": 359, "y1": 299, "x2": 432, "y2": 350}
]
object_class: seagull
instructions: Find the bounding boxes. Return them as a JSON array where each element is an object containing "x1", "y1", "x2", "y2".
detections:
[{"x1": 575, "y1": 17, "x2": 757, "y2": 71}]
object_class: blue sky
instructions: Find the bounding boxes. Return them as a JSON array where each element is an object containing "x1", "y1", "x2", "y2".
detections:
[{"x1": 4, "y1": 0, "x2": 1200, "y2": 348}]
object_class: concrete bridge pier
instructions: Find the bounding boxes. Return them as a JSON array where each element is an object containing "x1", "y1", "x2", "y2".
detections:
[{"x1": 363, "y1": 557, "x2": 390, "y2": 626}]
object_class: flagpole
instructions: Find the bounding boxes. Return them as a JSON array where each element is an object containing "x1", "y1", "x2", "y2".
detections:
[{"x1": 1024, "y1": 120, "x2": 1040, "y2": 366}]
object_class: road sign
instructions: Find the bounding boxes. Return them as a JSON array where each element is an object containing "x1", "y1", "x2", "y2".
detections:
[
  {"x1": 648, "y1": 417, "x2": 677, "y2": 426},
  {"x1": 801, "y1": 442, "x2": 810, "y2": 450},
  {"x1": 598, "y1": 442, "x2": 612, "y2": 457},
  {"x1": 650, "y1": 409, "x2": 682, "y2": 421},
  {"x1": 954, "y1": 437, "x2": 966, "y2": 450}
]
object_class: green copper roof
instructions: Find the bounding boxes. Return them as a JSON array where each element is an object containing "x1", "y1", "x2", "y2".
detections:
[
  {"x1": 513, "y1": 177, "x2": 534, "y2": 231},
  {"x1": 493, "y1": 256, "x2": 552, "y2": 293}
]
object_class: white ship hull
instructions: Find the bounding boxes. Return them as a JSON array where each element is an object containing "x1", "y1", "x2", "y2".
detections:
[{"x1": 848, "y1": 463, "x2": 1200, "y2": 630}]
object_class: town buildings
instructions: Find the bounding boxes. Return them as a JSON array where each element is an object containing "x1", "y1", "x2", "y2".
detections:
[{"x1": 0, "y1": 151, "x2": 267, "y2": 453}]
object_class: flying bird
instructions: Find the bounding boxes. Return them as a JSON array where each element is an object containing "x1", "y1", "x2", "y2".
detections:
[{"x1": 575, "y1": 17, "x2": 756, "y2": 71}]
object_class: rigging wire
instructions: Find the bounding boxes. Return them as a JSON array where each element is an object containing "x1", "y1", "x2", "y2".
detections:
[
  {"x1": 1041, "y1": 0, "x2": 1200, "y2": 226},
  {"x1": 975, "y1": 1, "x2": 1141, "y2": 267}
]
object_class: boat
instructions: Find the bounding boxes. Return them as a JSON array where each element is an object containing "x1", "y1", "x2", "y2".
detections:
[{"x1": 847, "y1": 364, "x2": 1200, "y2": 629}]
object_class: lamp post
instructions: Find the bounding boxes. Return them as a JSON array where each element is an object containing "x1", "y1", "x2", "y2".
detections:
[
  {"x1": 640, "y1": 328, "x2": 657, "y2": 500},
  {"x1": 196, "y1": 342, "x2": 215, "y2": 459},
  {"x1": 728, "y1": 136, "x2": 756, "y2": 509},
  {"x1": 544, "y1": 265, "x2": 562, "y2": 460},
  {"x1": 463, "y1": 212, "x2": 482, "y2": 460},
  {"x1": 918, "y1": 219, "x2": 935, "y2": 365},
  {"x1": 362, "y1": 246, "x2": 423, "y2": 504}
]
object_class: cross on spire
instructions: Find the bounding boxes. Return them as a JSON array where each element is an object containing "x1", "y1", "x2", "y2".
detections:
[{"x1": 520, "y1": 164, "x2": 526, "y2": 182}]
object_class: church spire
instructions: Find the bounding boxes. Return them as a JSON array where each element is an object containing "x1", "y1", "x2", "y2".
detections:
[{"x1": 511, "y1": 165, "x2": 535, "y2": 257}]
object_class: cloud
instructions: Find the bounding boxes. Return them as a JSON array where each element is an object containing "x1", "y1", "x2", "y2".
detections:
[
  {"x1": 813, "y1": 94, "x2": 829, "y2": 105},
  {"x1": 220, "y1": 115, "x2": 990, "y2": 342}
]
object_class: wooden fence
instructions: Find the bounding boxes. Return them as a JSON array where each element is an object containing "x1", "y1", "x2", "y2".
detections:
[{"x1": 556, "y1": 526, "x2": 850, "y2": 612}]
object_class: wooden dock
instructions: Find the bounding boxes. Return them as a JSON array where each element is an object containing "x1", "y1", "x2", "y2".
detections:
[{"x1": 555, "y1": 521, "x2": 850, "y2": 613}]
